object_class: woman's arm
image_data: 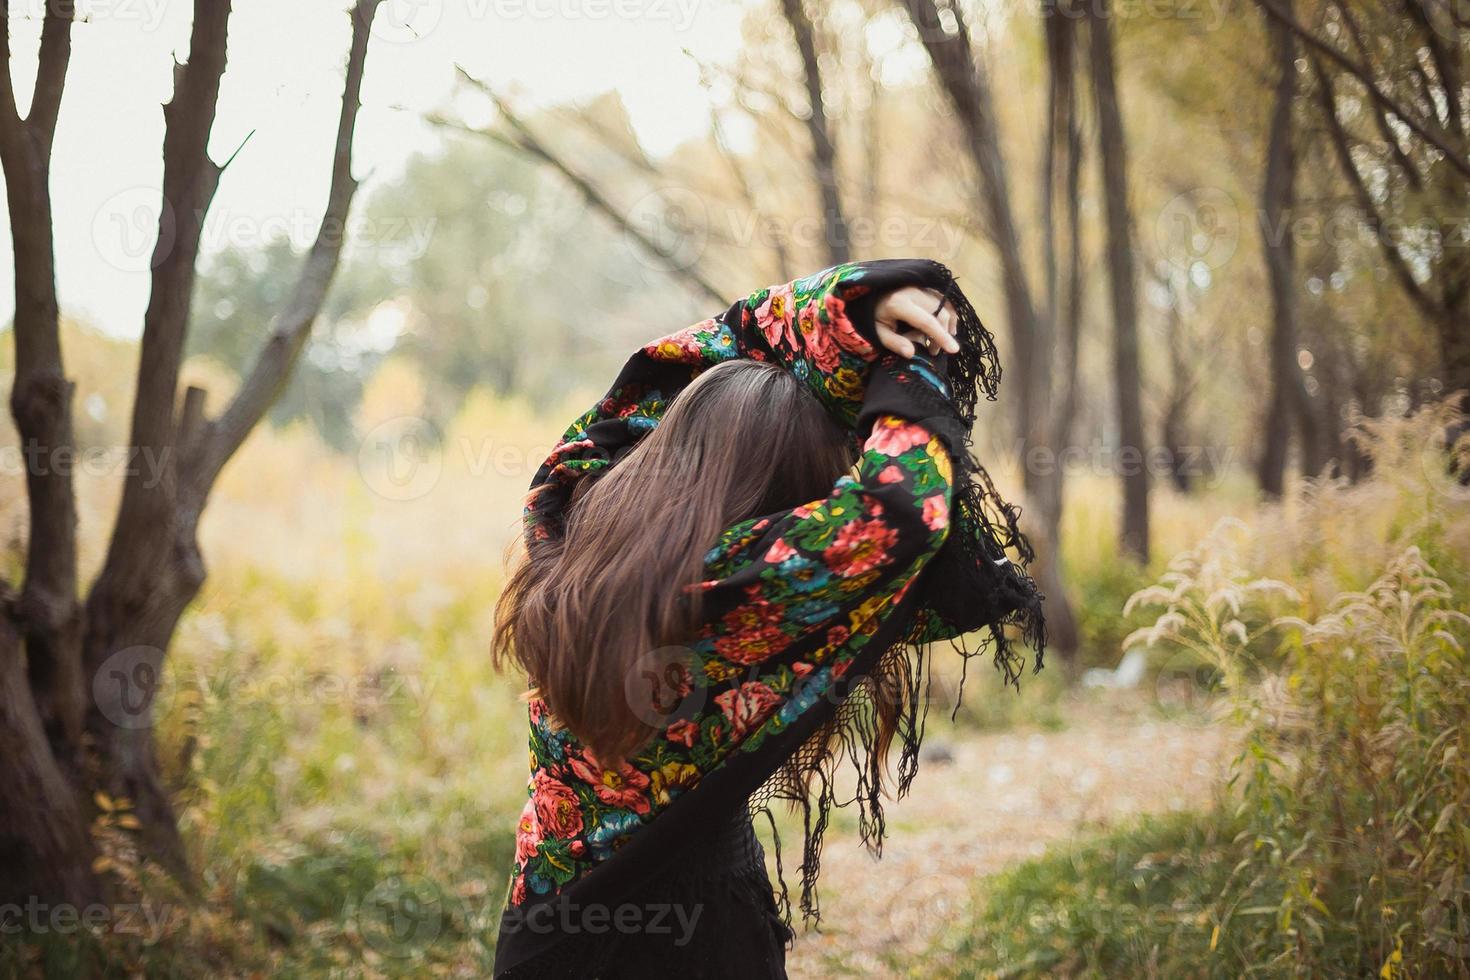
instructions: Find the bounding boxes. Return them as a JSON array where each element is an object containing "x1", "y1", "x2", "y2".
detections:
[
  {"x1": 669, "y1": 355, "x2": 958, "y2": 761},
  {"x1": 526, "y1": 261, "x2": 960, "y2": 541},
  {"x1": 662, "y1": 265, "x2": 958, "y2": 426}
]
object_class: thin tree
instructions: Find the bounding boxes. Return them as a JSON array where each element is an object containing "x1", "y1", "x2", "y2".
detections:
[
  {"x1": 898, "y1": 0, "x2": 1084, "y2": 659},
  {"x1": 1255, "y1": 0, "x2": 1316, "y2": 497},
  {"x1": 1085, "y1": 1, "x2": 1150, "y2": 560},
  {"x1": 779, "y1": 0, "x2": 852, "y2": 265},
  {"x1": 0, "y1": 0, "x2": 383, "y2": 903}
]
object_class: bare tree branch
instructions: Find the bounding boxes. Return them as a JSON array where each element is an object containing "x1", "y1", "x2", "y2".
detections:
[
  {"x1": 0, "y1": 0, "x2": 82, "y2": 752},
  {"x1": 709, "y1": 101, "x2": 790, "y2": 283},
  {"x1": 95, "y1": 0, "x2": 230, "y2": 577},
  {"x1": 1330, "y1": 1, "x2": 1424, "y2": 190},
  {"x1": 700, "y1": 57, "x2": 806, "y2": 130},
  {"x1": 1312, "y1": 57, "x2": 1442, "y2": 323},
  {"x1": 443, "y1": 68, "x2": 728, "y2": 307},
  {"x1": 565, "y1": 102, "x2": 659, "y2": 176},
  {"x1": 29, "y1": 0, "x2": 73, "y2": 140},
  {"x1": 202, "y1": 0, "x2": 382, "y2": 479},
  {"x1": 779, "y1": 0, "x2": 851, "y2": 264},
  {"x1": 0, "y1": 0, "x2": 18, "y2": 127},
  {"x1": 1403, "y1": 0, "x2": 1465, "y2": 141},
  {"x1": 1256, "y1": 0, "x2": 1470, "y2": 178}
]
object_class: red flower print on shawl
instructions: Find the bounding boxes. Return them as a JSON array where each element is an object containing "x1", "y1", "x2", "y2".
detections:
[
  {"x1": 714, "y1": 624, "x2": 793, "y2": 664},
  {"x1": 568, "y1": 753, "x2": 653, "y2": 815},
  {"x1": 868, "y1": 416, "x2": 933, "y2": 456},
  {"x1": 712, "y1": 597, "x2": 794, "y2": 664},
  {"x1": 515, "y1": 799, "x2": 541, "y2": 863},
  {"x1": 532, "y1": 770, "x2": 584, "y2": 839},
  {"x1": 665, "y1": 718, "x2": 700, "y2": 747},
  {"x1": 825, "y1": 292, "x2": 874, "y2": 357},
  {"x1": 798, "y1": 301, "x2": 841, "y2": 373},
  {"x1": 644, "y1": 321, "x2": 716, "y2": 365},
  {"x1": 922, "y1": 493, "x2": 950, "y2": 532},
  {"x1": 766, "y1": 537, "x2": 798, "y2": 563},
  {"x1": 715, "y1": 680, "x2": 783, "y2": 740},
  {"x1": 753, "y1": 283, "x2": 796, "y2": 348},
  {"x1": 825, "y1": 517, "x2": 900, "y2": 578}
]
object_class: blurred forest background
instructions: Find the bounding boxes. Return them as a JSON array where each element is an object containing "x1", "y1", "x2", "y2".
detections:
[{"x1": 1, "y1": 0, "x2": 1468, "y2": 976}]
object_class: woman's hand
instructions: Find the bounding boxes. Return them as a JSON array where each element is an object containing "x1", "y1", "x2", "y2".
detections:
[{"x1": 874, "y1": 286, "x2": 959, "y2": 359}]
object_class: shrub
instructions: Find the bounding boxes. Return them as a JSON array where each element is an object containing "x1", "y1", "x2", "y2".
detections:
[{"x1": 944, "y1": 403, "x2": 1470, "y2": 977}]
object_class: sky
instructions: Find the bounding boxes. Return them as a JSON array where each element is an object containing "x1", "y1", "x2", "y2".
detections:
[{"x1": 1, "y1": 0, "x2": 752, "y2": 337}]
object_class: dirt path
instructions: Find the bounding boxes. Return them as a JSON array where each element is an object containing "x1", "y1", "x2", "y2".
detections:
[{"x1": 779, "y1": 695, "x2": 1236, "y2": 977}]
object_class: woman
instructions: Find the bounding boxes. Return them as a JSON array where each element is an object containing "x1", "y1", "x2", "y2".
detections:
[{"x1": 491, "y1": 259, "x2": 1045, "y2": 978}]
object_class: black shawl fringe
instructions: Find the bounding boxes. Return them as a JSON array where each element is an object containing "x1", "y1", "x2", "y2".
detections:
[{"x1": 748, "y1": 263, "x2": 1049, "y2": 930}]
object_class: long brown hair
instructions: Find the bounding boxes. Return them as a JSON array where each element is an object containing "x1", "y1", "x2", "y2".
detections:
[{"x1": 493, "y1": 359, "x2": 857, "y2": 764}]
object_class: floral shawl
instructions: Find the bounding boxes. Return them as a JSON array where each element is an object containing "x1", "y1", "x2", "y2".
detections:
[{"x1": 494, "y1": 258, "x2": 1045, "y2": 974}]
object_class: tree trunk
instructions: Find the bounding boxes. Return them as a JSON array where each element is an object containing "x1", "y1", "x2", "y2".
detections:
[
  {"x1": 0, "y1": 0, "x2": 86, "y2": 771},
  {"x1": 1257, "y1": 0, "x2": 1298, "y2": 499},
  {"x1": 1088, "y1": 1, "x2": 1150, "y2": 563},
  {"x1": 78, "y1": 0, "x2": 232, "y2": 879},
  {"x1": 780, "y1": 0, "x2": 851, "y2": 265},
  {"x1": 1, "y1": 0, "x2": 381, "y2": 901},
  {"x1": 0, "y1": 609, "x2": 98, "y2": 908},
  {"x1": 83, "y1": 531, "x2": 207, "y2": 881},
  {"x1": 899, "y1": 0, "x2": 1079, "y2": 659},
  {"x1": 0, "y1": 0, "x2": 95, "y2": 910},
  {"x1": 1042, "y1": 9, "x2": 1085, "y2": 660},
  {"x1": 899, "y1": 0, "x2": 1045, "y2": 445},
  {"x1": 1437, "y1": 242, "x2": 1470, "y2": 484},
  {"x1": 1436, "y1": 222, "x2": 1470, "y2": 405}
]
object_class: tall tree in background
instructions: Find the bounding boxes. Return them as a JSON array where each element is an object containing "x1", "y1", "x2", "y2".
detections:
[
  {"x1": 0, "y1": 0, "x2": 382, "y2": 904},
  {"x1": 1255, "y1": 0, "x2": 1316, "y2": 498},
  {"x1": 1086, "y1": 1, "x2": 1150, "y2": 561},
  {"x1": 779, "y1": 0, "x2": 852, "y2": 265},
  {"x1": 899, "y1": 0, "x2": 1082, "y2": 659},
  {"x1": 1261, "y1": 0, "x2": 1469, "y2": 411}
]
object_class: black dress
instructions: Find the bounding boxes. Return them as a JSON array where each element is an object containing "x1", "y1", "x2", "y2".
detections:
[{"x1": 494, "y1": 804, "x2": 792, "y2": 978}]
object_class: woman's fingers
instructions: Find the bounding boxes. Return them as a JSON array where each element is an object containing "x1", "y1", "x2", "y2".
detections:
[
  {"x1": 902, "y1": 328, "x2": 941, "y2": 355},
  {"x1": 873, "y1": 286, "x2": 961, "y2": 359},
  {"x1": 875, "y1": 324, "x2": 917, "y2": 358},
  {"x1": 888, "y1": 295, "x2": 960, "y2": 354},
  {"x1": 926, "y1": 289, "x2": 958, "y2": 336}
]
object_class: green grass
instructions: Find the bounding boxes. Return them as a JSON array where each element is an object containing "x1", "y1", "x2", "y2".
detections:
[{"x1": 911, "y1": 809, "x2": 1239, "y2": 979}]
